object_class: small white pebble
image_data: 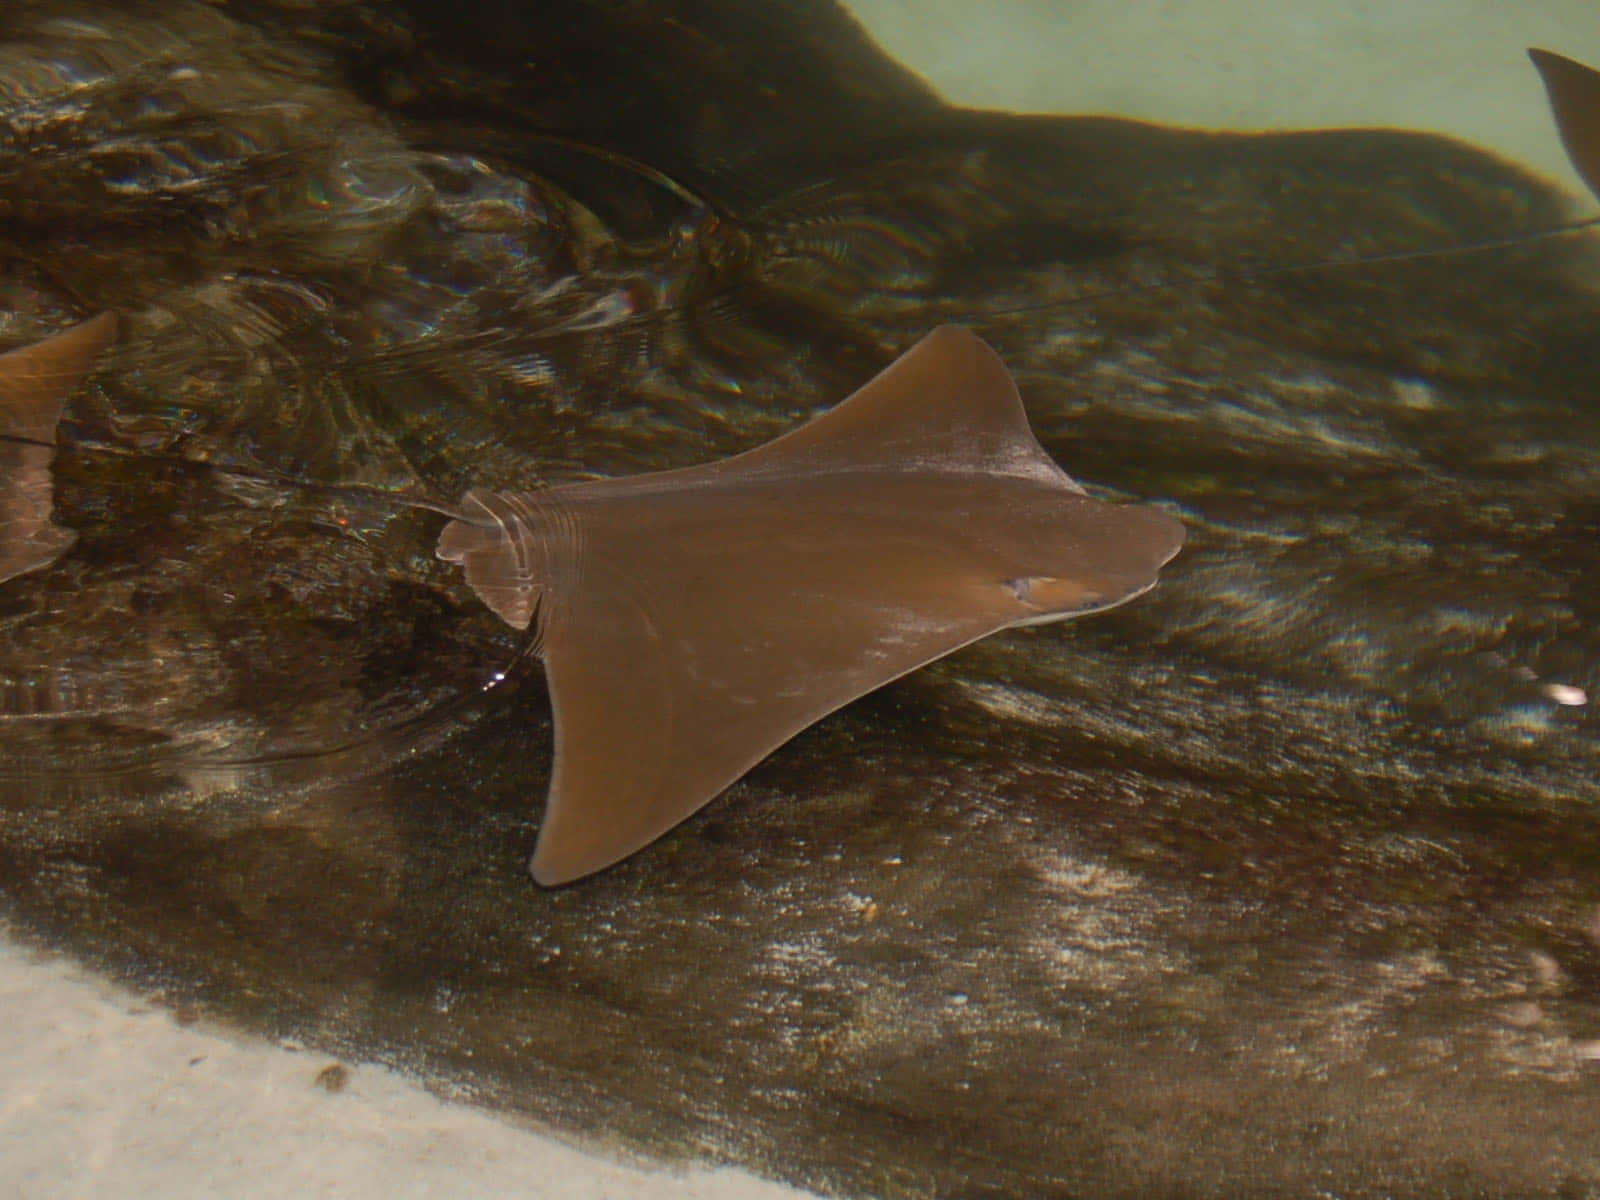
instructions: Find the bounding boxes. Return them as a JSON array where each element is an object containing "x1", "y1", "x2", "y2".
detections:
[
  {"x1": 1391, "y1": 378, "x2": 1440, "y2": 410},
  {"x1": 1541, "y1": 682, "x2": 1587, "y2": 706},
  {"x1": 1501, "y1": 1001, "x2": 1542, "y2": 1028}
]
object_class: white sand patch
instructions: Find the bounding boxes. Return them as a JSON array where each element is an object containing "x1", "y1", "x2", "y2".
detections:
[{"x1": 0, "y1": 939, "x2": 811, "y2": 1200}]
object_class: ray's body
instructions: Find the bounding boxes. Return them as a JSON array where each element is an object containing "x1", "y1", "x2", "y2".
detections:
[{"x1": 438, "y1": 327, "x2": 1182, "y2": 881}]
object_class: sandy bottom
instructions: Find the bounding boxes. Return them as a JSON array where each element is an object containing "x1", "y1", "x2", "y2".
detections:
[{"x1": 0, "y1": 940, "x2": 807, "y2": 1199}]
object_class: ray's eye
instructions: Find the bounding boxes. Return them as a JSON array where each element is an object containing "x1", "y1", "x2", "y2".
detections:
[
  {"x1": 1005, "y1": 576, "x2": 1039, "y2": 606},
  {"x1": 1007, "y1": 574, "x2": 1101, "y2": 611}
]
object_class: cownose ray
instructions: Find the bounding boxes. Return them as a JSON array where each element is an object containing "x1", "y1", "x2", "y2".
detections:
[
  {"x1": 1529, "y1": 48, "x2": 1600, "y2": 204},
  {"x1": 0, "y1": 312, "x2": 119, "y2": 584},
  {"x1": 438, "y1": 325, "x2": 1184, "y2": 884}
]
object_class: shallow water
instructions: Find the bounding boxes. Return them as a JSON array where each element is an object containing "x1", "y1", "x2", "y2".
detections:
[{"x1": 2, "y1": 1, "x2": 1600, "y2": 1195}]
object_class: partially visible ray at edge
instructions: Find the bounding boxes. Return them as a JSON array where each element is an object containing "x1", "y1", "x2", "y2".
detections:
[
  {"x1": 0, "y1": 312, "x2": 119, "y2": 584},
  {"x1": 1530, "y1": 48, "x2": 1600, "y2": 206}
]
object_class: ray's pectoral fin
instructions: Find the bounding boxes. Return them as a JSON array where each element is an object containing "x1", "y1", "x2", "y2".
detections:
[
  {"x1": 528, "y1": 560, "x2": 1015, "y2": 887},
  {"x1": 531, "y1": 574, "x2": 678, "y2": 885},
  {"x1": 1530, "y1": 48, "x2": 1600, "y2": 204},
  {"x1": 0, "y1": 312, "x2": 120, "y2": 584},
  {"x1": 715, "y1": 323, "x2": 1081, "y2": 485}
]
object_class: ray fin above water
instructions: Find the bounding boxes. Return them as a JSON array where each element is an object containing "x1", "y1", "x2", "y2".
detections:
[
  {"x1": 0, "y1": 313, "x2": 119, "y2": 584},
  {"x1": 1530, "y1": 48, "x2": 1600, "y2": 204},
  {"x1": 438, "y1": 326, "x2": 1184, "y2": 884}
]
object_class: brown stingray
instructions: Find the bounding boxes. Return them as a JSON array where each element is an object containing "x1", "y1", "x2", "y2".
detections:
[
  {"x1": 1530, "y1": 48, "x2": 1600, "y2": 203},
  {"x1": 439, "y1": 326, "x2": 1184, "y2": 884},
  {"x1": 0, "y1": 312, "x2": 119, "y2": 584}
]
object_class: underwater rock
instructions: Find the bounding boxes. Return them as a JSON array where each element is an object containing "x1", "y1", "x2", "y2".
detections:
[{"x1": 2, "y1": 1, "x2": 1600, "y2": 1195}]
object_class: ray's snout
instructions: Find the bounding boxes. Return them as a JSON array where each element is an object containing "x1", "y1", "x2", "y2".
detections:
[
  {"x1": 1009, "y1": 500, "x2": 1184, "y2": 621},
  {"x1": 1116, "y1": 501, "x2": 1186, "y2": 573}
]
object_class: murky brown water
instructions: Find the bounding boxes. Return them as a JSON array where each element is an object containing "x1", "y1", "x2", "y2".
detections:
[{"x1": 3, "y1": 2, "x2": 1599, "y2": 1195}]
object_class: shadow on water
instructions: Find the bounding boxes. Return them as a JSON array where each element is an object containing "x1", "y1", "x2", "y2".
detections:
[{"x1": 3, "y1": 1, "x2": 1600, "y2": 1195}]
